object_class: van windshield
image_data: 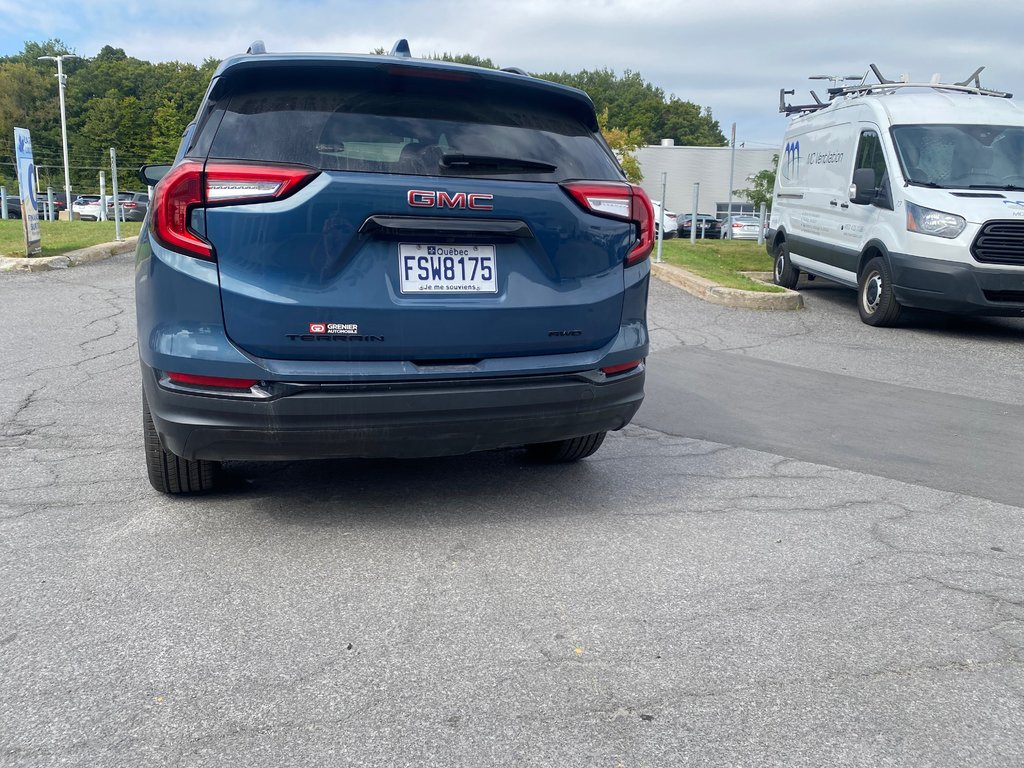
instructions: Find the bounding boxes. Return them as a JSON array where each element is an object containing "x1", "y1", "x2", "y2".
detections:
[{"x1": 891, "y1": 124, "x2": 1024, "y2": 189}]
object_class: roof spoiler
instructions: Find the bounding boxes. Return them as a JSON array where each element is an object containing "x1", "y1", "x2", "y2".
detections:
[{"x1": 243, "y1": 39, "x2": 531, "y2": 79}]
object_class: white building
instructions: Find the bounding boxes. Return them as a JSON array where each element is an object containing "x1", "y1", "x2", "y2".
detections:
[{"x1": 636, "y1": 142, "x2": 777, "y2": 219}]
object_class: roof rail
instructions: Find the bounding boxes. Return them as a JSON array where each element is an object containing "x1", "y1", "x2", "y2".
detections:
[
  {"x1": 390, "y1": 39, "x2": 411, "y2": 58},
  {"x1": 247, "y1": 40, "x2": 266, "y2": 55},
  {"x1": 779, "y1": 63, "x2": 1012, "y2": 116},
  {"x1": 955, "y1": 67, "x2": 985, "y2": 88}
]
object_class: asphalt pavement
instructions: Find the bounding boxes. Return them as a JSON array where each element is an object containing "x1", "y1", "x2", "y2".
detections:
[{"x1": 1, "y1": 256, "x2": 1022, "y2": 767}]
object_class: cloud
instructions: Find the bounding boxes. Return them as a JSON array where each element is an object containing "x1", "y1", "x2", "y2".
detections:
[{"x1": 2, "y1": 0, "x2": 1022, "y2": 147}]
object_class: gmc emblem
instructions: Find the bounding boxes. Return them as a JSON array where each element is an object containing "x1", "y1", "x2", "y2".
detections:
[{"x1": 407, "y1": 189, "x2": 494, "y2": 210}]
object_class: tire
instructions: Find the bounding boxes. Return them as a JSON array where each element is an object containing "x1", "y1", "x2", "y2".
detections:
[
  {"x1": 772, "y1": 241, "x2": 800, "y2": 289},
  {"x1": 857, "y1": 256, "x2": 902, "y2": 327},
  {"x1": 526, "y1": 431, "x2": 607, "y2": 463},
  {"x1": 143, "y1": 394, "x2": 221, "y2": 494}
]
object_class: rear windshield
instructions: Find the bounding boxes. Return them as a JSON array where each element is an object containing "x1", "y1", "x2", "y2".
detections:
[{"x1": 193, "y1": 66, "x2": 622, "y2": 183}]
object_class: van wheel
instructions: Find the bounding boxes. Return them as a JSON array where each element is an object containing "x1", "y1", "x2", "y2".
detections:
[
  {"x1": 526, "y1": 431, "x2": 606, "y2": 463},
  {"x1": 858, "y1": 256, "x2": 902, "y2": 327},
  {"x1": 773, "y1": 241, "x2": 800, "y2": 288},
  {"x1": 143, "y1": 394, "x2": 221, "y2": 494}
]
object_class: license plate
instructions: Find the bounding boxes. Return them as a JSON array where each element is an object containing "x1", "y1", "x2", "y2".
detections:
[{"x1": 399, "y1": 244, "x2": 497, "y2": 294}]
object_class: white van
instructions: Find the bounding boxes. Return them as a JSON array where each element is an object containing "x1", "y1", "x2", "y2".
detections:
[{"x1": 768, "y1": 66, "x2": 1024, "y2": 326}]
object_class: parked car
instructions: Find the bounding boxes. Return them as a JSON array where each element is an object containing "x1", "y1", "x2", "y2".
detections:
[
  {"x1": 721, "y1": 214, "x2": 762, "y2": 240},
  {"x1": 105, "y1": 193, "x2": 130, "y2": 220},
  {"x1": 3, "y1": 196, "x2": 22, "y2": 219},
  {"x1": 73, "y1": 195, "x2": 103, "y2": 220},
  {"x1": 107, "y1": 191, "x2": 149, "y2": 222},
  {"x1": 136, "y1": 39, "x2": 652, "y2": 494},
  {"x1": 676, "y1": 213, "x2": 721, "y2": 239},
  {"x1": 769, "y1": 64, "x2": 1024, "y2": 326},
  {"x1": 34, "y1": 191, "x2": 67, "y2": 219},
  {"x1": 650, "y1": 200, "x2": 677, "y2": 239},
  {"x1": 3, "y1": 192, "x2": 74, "y2": 219}
]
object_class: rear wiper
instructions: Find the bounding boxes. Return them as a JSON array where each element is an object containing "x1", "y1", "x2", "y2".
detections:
[
  {"x1": 440, "y1": 153, "x2": 557, "y2": 174},
  {"x1": 967, "y1": 184, "x2": 1024, "y2": 191}
]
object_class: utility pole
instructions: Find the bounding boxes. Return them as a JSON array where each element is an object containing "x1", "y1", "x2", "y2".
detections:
[
  {"x1": 38, "y1": 53, "x2": 79, "y2": 221},
  {"x1": 99, "y1": 172, "x2": 107, "y2": 222},
  {"x1": 690, "y1": 183, "x2": 700, "y2": 245},
  {"x1": 110, "y1": 148, "x2": 122, "y2": 241},
  {"x1": 726, "y1": 122, "x2": 737, "y2": 230},
  {"x1": 656, "y1": 172, "x2": 667, "y2": 263}
]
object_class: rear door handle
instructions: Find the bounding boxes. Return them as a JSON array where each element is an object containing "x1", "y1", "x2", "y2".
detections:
[{"x1": 829, "y1": 200, "x2": 838, "y2": 207}]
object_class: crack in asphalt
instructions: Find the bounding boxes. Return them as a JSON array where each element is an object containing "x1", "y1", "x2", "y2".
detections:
[{"x1": 2, "y1": 253, "x2": 1024, "y2": 764}]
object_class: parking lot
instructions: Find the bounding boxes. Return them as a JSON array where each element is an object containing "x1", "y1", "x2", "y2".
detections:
[{"x1": 2, "y1": 255, "x2": 1023, "y2": 766}]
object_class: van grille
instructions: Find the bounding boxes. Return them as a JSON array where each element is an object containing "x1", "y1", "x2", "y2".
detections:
[{"x1": 971, "y1": 221, "x2": 1024, "y2": 265}]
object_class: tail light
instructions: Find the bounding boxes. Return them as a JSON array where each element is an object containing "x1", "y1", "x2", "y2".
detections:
[
  {"x1": 562, "y1": 182, "x2": 654, "y2": 266},
  {"x1": 151, "y1": 161, "x2": 319, "y2": 260},
  {"x1": 601, "y1": 360, "x2": 642, "y2": 376},
  {"x1": 166, "y1": 371, "x2": 259, "y2": 389}
]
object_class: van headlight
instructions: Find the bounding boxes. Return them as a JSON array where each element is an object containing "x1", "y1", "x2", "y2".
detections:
[{"x1": 905, "y1": 202, "x2": 966, "y2": 239}]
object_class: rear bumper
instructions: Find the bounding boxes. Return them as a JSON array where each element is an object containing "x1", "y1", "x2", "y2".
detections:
[
  {"x1": 890, "y1": 252, "x2": 1024, "y2": 316},
  {"x1": 142, "y1": 363, "x2": 645, "y2": 461}
]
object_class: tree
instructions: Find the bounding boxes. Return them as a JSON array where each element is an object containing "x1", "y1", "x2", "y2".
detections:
[
  {"x1": 539, "y1": 68, "x2": 663, "y2": 140},
  {"x1": 598, "y1": 108, "x2": 643, "y2": 183},
  {"x1": 78, "y1": 92, "x2": 150, "y2": 163},
  {"x1": 656, "y1": 99, "x2": 725, "y2": 147},
  {"x1": 432, "y1": 52, "x2": 496, "y2": 69},
  {"x1": 0, "y1": 39, "x2": 727, "y2": 195},
  {"x1": 537, "y1": 68, "x2": 725, "y2": 147},
  {"x1": 1, "y1": 39, "x2": 76, "y2": 69},
  {"x1": 0, "y1": 61, "x2": 60, "y2": 190},
  {"x1": 735, "y1": 154, "x2": 779, "y2": 210}
]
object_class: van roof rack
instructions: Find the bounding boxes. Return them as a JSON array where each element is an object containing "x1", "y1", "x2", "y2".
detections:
[{"x1": 779, "y1": 63, "x2": 1013, "y2": 116}]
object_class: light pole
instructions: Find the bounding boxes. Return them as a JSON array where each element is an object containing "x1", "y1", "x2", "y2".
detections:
[{"x1": 38, "y1": 54, "x2": 78, "y2": 221}]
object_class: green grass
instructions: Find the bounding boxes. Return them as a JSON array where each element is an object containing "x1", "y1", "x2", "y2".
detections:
[
  {"x1": 657, "y1": 237, "x2": 782, "y2": 292},
  {"x1": 0, "y1": 220, "x2": 142, "y2": 258}
]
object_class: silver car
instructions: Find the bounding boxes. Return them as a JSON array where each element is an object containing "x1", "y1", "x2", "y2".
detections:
[{"x1": 721, "y1": 214, "x2": 762, "y2": 240}]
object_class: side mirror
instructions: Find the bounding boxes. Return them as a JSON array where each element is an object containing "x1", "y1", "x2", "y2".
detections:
[
  {"x1": 850, "y1": 168, "x2": 876, "y2": 205},
  {"x1": 138, "y1": 164, "x2": 172, "y2": 187}
]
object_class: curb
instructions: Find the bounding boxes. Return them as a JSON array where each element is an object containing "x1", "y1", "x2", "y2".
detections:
[
  {"x1": 0, "y1": 237, "x2": 138, "y2": 273},
  {"x1": 651, "y1": 261, "x2": 803, "y2": 310}
]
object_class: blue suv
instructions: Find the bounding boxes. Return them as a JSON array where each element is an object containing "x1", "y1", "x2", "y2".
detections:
[{"x1": 137, "y1": 41, "x2": 652, "y2": 493}]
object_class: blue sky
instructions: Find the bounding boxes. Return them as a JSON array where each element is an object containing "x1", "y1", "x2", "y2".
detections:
[{"x1": 2, "y1": 0, "x2": 1022, "y2": 147}]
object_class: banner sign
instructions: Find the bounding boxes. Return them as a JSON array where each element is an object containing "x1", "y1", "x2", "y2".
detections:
[{"x1": 14, "y1": 127, "x2": 41, "y2": 256}]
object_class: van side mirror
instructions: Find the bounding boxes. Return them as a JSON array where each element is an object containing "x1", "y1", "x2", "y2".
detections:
[
  {"x1": 138, "y1": 164, "x2": 172, "y2": 187},
  {"x1": 850, "y1": 168, "x2": 876, "y2": 205}
]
